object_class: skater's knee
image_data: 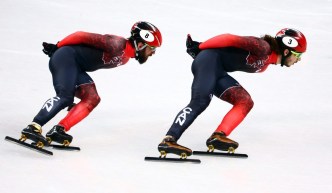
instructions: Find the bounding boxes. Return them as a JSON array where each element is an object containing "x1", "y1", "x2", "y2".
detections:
[
  {"x1": 91, "y1": 95, "x2": 101, "y2": 107},
  {"x1": 237, "y1": 96, "x2": 254, "y2": 114},
  {"x1": 246, "y1": 97, "x2": 254, "y2": 110},
  {"x1": 84, "y1": 94, "x2": 101, "y2": 111},
  {"x1": 221, "y1": 87, "x2": 252, "y2": 104},
  {"x1": 59, "y1": 96, "x2": 75, "y2": 108},
  {"x1": 198, "y1": 100, "x2": 210, "y2": 112},
  {"x1": 221, "y1": 86, "x2": 254, "y2": 112},
  {"x1": 54, "y1": 87, "x2": 75, "y2": 108},
  {"x1": 41, "y1": 96, "x2": 74, "y2": 113},
  {"x1": 75, "y1": 83, "x2": 101, "y2": 111},
  {"x1": 237, "y1": 92, "x2": 254, "y2": 110},
  {"x1": 189, "y1": 97, "x2": 211, "y2": 113},
  {"x1": 235, "y1": 93, "x2": 254, "y2": 113}
]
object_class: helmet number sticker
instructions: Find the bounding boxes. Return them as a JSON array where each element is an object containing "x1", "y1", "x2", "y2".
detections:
[
  {"x1": 282, "y1": 36, "x2": 298, "y2": 48},
  {"x1": 140, "y1": 30, "x2": 155, "y2": 42}
]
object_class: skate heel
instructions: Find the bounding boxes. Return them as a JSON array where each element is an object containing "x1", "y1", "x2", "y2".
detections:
[
  {"x1": 208, "y1": 144, "x2": 235, "y2": 153},
  {"x1": 46, "y1": 137, "x2": 71, "y2": 146},
  {"x1": 159, "y1": 150, "x2": 189, "y2": 159}
]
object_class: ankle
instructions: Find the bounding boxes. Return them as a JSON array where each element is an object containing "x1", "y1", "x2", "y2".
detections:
[
  {"x1": 213, "y1": 131, "x2": 226, "y2": 136},
  {"x1": 30, "y1": 122, "x2": 42, "y2": 133}
]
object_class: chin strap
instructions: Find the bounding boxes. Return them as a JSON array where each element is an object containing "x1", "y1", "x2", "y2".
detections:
[{"x1": 133, "y1": 40, "x2": 147, "y2": 60}]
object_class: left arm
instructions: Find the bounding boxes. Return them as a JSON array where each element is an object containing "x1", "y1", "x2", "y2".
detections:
[
  {"x1": 57, "y1": 31, "x2": 110, "y2": 50},
  {"x1": 199, "y1": 34, "x2": 271, "y2": 56}
]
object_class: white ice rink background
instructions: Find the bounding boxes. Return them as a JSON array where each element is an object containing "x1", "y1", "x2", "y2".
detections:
[{"x1": 0, "y1": 0, "x2": 331, "y2": 193}]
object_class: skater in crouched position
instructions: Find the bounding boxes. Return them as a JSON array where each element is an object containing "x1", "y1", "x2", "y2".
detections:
[
  {"x1": 21, "y1": 21, "x2": 162, "y2": 147},
  {"x1": 158, "y1": 28, "x2": 307, "y2": 157}
]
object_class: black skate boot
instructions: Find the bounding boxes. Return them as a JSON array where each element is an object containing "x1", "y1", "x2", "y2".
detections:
[
  {"x1": 46, "y1": 125, "x2": 72, "y2": 146},
  {"x1": 158, "y1": 136, "x2": 192, "y2": 158},
  {"x1": 21, "y1": 124, "x2": 49, "y2": 148},
  {"x1": 206, "y1": 132, "x2": 239, "y2": 153}
]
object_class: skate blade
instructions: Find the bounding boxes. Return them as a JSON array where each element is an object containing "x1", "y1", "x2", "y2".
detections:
[
  {"x1": 5, "y1": 136, "x2": 53, "y2": 156},
  {"x1": 193, "y1": 150, "x2": 248, "y2": 158},
  {"x1": 144, "y1": 156, "x2": 201, "y2": 164},
  {"x1": 50, "y1": 144, "x2": 80, "y2": 151},
  {"x1": 32, "y1": 142, "x2": 80, "y2": 151}
]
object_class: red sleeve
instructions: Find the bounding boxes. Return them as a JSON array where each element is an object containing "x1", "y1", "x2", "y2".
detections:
[
  {"x1": 57, "y1": 31, "x2": 109, "y2": 50},
  {"x1": 199, "y1": 34, "x2": 271, "y2": 56}
]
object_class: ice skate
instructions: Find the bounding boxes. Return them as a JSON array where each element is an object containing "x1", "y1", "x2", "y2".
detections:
[
  {"x1": 158, "y1": 136, "x2": 192, "y2": 158},
  {"x1": 206, "y1": 132, "x2": 239, "y2": 153},
  {"x1": 21, "y1": 124, "x2": 49, "y2": 148},
  {"x1": 46, "y1": 125, "x2": 73, "y2": 146}
]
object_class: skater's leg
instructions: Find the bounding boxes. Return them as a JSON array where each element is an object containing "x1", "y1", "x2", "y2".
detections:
[
  {"x1": 58, "y1": 82, "x2": 101, "y2": 131},
  {"x1": 32, "y1": 47, "x2": 79, "y2": 127},
  {"x1": 22, "y1": 47, "x2": 79, "y2": 144},
  {"x1": 159, "y1": 50, "x2": 225, "y2": 156},
  {"x1": 206, "y1": 76, "x2": 253, "y2": 152},
  {"x1": 46, "y1": 73, "x2": 100, "y2": 144},
  {"x1": 166, "y1": 50, "x2": 223, "y2": 140},
  {"x1": 213, "y1": 75, "x2": 254, "y2": 136}
]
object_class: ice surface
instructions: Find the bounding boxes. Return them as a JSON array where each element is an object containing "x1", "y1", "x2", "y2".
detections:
[{"x1": 1, "y1": 0, "x2": 331, "y2": 193}]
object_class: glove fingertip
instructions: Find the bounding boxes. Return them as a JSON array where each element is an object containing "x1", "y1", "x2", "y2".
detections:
[
  {"x1": 187, "y1": 34, "x2": 192, "y2": 41},
  {"x1": 186, "y1": 35, "x2": 193, "y2": 47}
]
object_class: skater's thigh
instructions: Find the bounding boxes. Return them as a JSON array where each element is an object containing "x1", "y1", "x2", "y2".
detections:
[
  {"x1": 49, "y1": 47, "x2": 81, "y2": 97},
  {"x1": 213, "y1": 74, "x2": 241, "y2": 98},
  {"x1": 191, "y1": 50, "x2": 223, "y2": 98},
  {"x1": 76, "y1": 72, "x2": 94, "y2": 86}
]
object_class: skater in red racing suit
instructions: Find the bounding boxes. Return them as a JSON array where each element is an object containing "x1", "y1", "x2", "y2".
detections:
[
  {"x1": 20, "y1": 21, "x2": 162, "y2": 147},
  {"x1": 158, "y1": 28, "x2": 307, "y2": 158}
]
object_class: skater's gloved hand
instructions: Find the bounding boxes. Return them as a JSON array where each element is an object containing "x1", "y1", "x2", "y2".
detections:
[
  {"x1": 186, "y1": 34, "x2": 201, "y2": 59},
  {"x1": 42, "y1": 42, "x2": 58, "y2": 57}
]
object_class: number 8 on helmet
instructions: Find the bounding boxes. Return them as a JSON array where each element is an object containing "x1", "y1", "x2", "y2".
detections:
[{"x1": 129, "y1": 21, "x2": 162, "y2": 63}]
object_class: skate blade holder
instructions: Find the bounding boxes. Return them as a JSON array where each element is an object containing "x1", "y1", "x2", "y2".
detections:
[
  {"x1": 145, "y1": 151, "x2": 200, "y2": 163},
  {"x1": 208, "y1": 145, "x2": 235, "y2": 154},
  {"x1": 19, "y1": 134, "x2": 27, "y2": 142},
  {"x1": 62, "y1": 140, "x2": 70, "y2": 146},
  {"x1": 20, "y1": 134, "x2": 45, "y2": 148},
  {"x1": 47, "y1": 137, "x2": 71, "y2": 147},
  {"x1": 159, "y1": 151, "x2": 188, "y2": 159}
]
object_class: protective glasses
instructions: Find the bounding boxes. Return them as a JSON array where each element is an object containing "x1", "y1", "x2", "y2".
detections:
[
  {"x1": 145, "y1": 43, "x2": 156, "y2": 52},
  {"x1": 290, "y1": 50, "x2": 303, "y2": 59}
]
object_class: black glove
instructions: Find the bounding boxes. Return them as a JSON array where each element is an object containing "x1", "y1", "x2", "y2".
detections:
[
  {"x1": 186, "y1": 34, "x2": 201, "y2": 59},
  {"x1": 42, "y1": 42, "x2": 58, "y2": 57}
]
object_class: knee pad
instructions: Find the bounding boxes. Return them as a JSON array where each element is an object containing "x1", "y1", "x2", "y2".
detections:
[{"x1": 75, "y1": 83, "x2": 101, "y2": 111}]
